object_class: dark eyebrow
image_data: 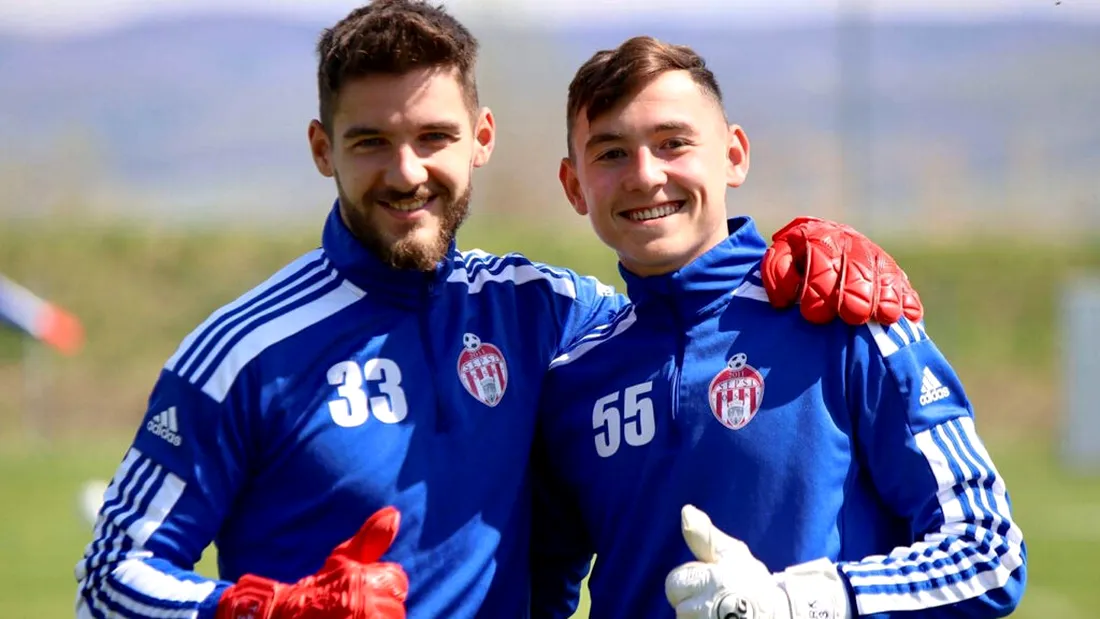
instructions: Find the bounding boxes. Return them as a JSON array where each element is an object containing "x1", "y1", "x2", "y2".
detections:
[
  {"x1": 584, "y1": 131, "x2": 624, "y2": 152},
  {"x1": 342, "y1": 122, "x2": 464, "y2": 141},
  {"x1": 342, "y1": 126, "x2": 382, "y2": 140},
  {"x1": 420, "y1": 122, "x2": 463, "y2": 134},
  {"x1": 653, "y1": 121, "x2": 697, "y2": 135}
]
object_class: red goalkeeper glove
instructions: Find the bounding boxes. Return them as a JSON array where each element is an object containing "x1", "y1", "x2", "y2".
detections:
[
  {"x1": 761, "y1": 216, "x2": 923, "y2": 326},
  {"x1": 216, "y1": 506, "x2": 408, "y2": 619}
]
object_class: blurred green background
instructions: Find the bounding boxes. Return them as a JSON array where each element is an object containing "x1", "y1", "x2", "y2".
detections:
[{"x1": 2, "y1": 216, "x2": 1099, "y2": 617}]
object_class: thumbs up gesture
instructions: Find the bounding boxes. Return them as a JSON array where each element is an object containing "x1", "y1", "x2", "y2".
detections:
[
  {"x1": 664, "y1": 505, "x2": 851, "y2": 619},
  {"x1": 217, "y1": 506, "x2": 408, "y2": 619}
]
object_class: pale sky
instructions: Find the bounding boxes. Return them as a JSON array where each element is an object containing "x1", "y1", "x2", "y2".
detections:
[{"x1": 0, "y1": 0, "x2": 1091, "y2": 36}]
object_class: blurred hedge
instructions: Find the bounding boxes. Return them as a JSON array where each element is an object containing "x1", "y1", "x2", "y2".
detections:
[{"x1": 1, "y1": 214, "x2": 1097, "y2": 443}]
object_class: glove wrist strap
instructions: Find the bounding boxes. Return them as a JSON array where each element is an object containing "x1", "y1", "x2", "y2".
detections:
[
  {"x1": 775, "y1": 558, "x2": 853, "y2": 619},
  {"x1": 217, "y1": 574, "x2": 283, "y2": 619}
]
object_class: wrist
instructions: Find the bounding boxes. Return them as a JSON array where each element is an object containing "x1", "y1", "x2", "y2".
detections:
[
  {"x1": 216, "y1": 574, "x2": 286, "y2": 619},
  {"x1": 775, "y1": 558, "x2": 853, "y2": 619},
  {"x1": 198, "y1": 582, "x2": 235, "y2": 619}
]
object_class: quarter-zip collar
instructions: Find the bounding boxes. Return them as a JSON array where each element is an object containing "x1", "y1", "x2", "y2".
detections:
[
  {"x1": 620, "y1": 217, "x2": 767, "y2": 325},
  {"x1": 321, "y1": 201, "x2": 457, "y2": 309}
]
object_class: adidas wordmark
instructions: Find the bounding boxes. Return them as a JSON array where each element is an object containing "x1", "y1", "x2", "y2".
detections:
[
  {"x1": 147, "y1": 406, "x2": 182, "y2": 446},
  {"x1": 919, "y1": 367, "x2": 950, "y2": 406}
]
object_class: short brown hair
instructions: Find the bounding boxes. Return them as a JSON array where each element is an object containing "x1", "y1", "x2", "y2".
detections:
[
  {"x1": 316, "y1": 0, "x2": 480, "y2": 132},
  {"x1": 566, "y1": 36, "x2": 723, "y2": 158}
]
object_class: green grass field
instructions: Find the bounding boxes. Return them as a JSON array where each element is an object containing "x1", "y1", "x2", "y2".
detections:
[
  {"x1": 2, "y1": 217, "x2": 1100, "y2": 616},
  {"x1": 2, "y1": 436, "x2": 1098, "y2": 617}
]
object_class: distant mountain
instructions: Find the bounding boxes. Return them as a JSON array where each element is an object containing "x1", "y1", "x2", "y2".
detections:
[
  {"x1": 0, "y1": 16, "x2": 326, "y2": 221},
  {"x1": 0, "y1": 15, "x2": 1096, "y2": 233}
]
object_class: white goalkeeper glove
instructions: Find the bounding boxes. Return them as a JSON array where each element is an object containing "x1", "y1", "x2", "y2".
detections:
[{"x1": 664, "y1": 505, "x2": 853, "y2": 619}]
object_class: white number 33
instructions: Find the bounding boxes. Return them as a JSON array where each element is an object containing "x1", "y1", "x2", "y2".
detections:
[{"x1": 326, "y1": 358, "x2": 408, "y2": 426}]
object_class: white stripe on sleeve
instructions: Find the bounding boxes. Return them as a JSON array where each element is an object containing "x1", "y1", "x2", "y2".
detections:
[
  {"x1": 840, "y1": 417, "x2": 1025, "y2": 614},
  {"x1": 78, "y1": 449, "x2": 216, "y2": 619},
  {"x1": 550, "y1": 307, "x2": 637, "y2": 369}
]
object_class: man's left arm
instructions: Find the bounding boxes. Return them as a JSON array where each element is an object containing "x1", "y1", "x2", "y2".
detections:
[
  {"x1": 555, "y1": 269, "x2": 630, "y2": 354},
  {"x1": 761, "y1": 216, "x2": 924, "y2": 326},
  {"x1": 664, "y1": 319, "x2": 1026, "y2": 619},
  {"x1": 552, "y1": 216, "x2": 920, "y2": 350},
  {"x1": 833, "y1": 319, "x2": 1026, "y2": 618}
]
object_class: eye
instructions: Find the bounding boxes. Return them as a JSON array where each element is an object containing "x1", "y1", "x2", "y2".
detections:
[
  {"x1": 595, "y1": 148, "x2": 626, "y2": 162},
  {"x1": 421, "y1": 132, "x2": 458, "y2": 145},
  {"x1": 353, "y1": 137, "x2": 387, "y2": 149},
  {"x1": 662, "y1": 137, "x2": 690, "y2": 151}
]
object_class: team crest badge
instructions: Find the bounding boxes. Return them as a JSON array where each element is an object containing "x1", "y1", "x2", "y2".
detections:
[
  {"x1": 708, "y1": 353, "x2": 765, "y2": 430},
  {"x1": 457, "y1": 333, "x2": 509, "y2": 407}
]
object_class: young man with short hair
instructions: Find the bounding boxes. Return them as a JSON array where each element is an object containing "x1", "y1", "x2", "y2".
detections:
[{"x1": 531, "y1": 35, "x2": 1025, "y2": 619}]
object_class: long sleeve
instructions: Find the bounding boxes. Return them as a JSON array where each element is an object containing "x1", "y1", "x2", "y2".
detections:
[
  {"x1": 545, "y1": 264, "x2": 628, "y2": 356},
  {"x1": 449, "y1": 252, "x2": 627, "y2": 363},
  {"x1": 839, "y1": 318, "x2": 1026, "y2": 618},
  {"x1": 75, "y1": 369, "x2": 250, "y2": 618}
]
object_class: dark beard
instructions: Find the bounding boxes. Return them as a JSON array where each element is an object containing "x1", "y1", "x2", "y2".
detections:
[{"x1": 337, "y1": 181, "x2": 471, "y2": 272}]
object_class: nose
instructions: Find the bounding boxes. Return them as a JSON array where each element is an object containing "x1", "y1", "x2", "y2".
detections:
[
  {"x1": 385, "y1": 144, "x2": 430, "y2": 190},
  {"x1": 623, "y1": 148, "x2": 666, "y2": 193}
]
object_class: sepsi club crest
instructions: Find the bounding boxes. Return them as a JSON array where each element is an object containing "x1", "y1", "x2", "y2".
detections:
[
  {"x1": 457, "y1": 333, "x2": 509, "y2": 407},
  {"x1": 708, "y1": 353, "x2": 765, "y2": 430}
]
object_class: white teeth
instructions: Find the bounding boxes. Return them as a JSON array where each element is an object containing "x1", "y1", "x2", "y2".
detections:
[
  {"x1": 385, "y1": 198, "x2": 430, "y2": 212},
  {"x1": 627, "y1": 204, "x2": 681, "y2": 221}
]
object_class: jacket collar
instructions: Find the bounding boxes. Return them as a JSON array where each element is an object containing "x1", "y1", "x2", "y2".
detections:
[
  {"x1": 321, "y1": 201, "x2": 458, "y2": 308},
  {"x1": 620, "y1": 217, "x2": 767, "y2": 323}
]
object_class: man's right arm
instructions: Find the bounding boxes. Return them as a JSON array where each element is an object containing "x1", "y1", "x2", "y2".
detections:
[{"x1": 76, "y1": 369, "x2": 247, "y2": 618}]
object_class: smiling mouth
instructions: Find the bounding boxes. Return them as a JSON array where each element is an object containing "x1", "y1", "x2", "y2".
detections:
[
  {"x1": 620, "y1": 201, "x2": 685, "y2": 222},
  {"x1": 379, "y1": 196, "x2": 434, "y2": 213}
]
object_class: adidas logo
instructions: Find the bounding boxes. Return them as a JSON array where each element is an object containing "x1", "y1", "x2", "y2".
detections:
[
  {"x1": 146, "y1": 406, "x2": 182, "y2": 447},
  {"x1": 919, "y1": 368, "x2": 950, "y2": 406}
]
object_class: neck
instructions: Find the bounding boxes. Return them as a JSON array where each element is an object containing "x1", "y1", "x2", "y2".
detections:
[
  {"x1": 616, "y1": 216, "x2": 767, "y2": 323},
  {"x1": 321, "y1": 203, "x2": 457, "y2": 308},
  {"x1": 620, "y1": 226, "x2": 731, "y2": 278}
]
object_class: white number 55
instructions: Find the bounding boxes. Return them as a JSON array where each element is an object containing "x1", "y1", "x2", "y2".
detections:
[{"x1": 593, "y1": 381, "x2": 655, "y2": 458}]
